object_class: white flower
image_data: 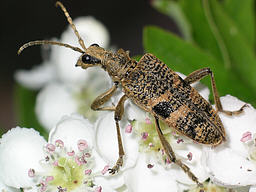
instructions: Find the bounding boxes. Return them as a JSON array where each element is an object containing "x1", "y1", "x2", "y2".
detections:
[
  {"x1": 35, "y1": 83, "x2": 78, "y2": 129},
  {"x1": 203, "y1": 95, "x2": 256, "y2": 187},
  {"x1": 0, "y1": 127, "x2": 47, "y2": 188},
  {"x1": 123, "y1": 153, "x2": 179, "y2": 192},
  {"x1": 35, "y1": 67, "x2": 111, "y2": 131},
  {"x1": 15, "y1": 62, "x2": 55, "y2": 90},
  {"x1": 0, "y1": 115, "x2": 123, "y2": 192}
]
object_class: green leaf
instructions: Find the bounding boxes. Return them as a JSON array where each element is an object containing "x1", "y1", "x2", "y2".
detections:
[
  {"x1": 143, "y1": 26, "x2": 256, "y2": 106},
  {"x1": 14, "y1": 83, "x2": 48, "y2": 139},
  {"x1": 152, "y1": 0, "x2": 193, "y2": 41},
  {"x1": 221, "y1": 0, "x2": 255, "y2": 49},
  {"x1": 179, "y1": 0, "x2": 225, "y2": 64},
  {"x1": 207, "y1": 0, "x2": 256, "y2": 93},
  {"x1": 0, "y1": 127, "x2": 5, "y2": 137}
]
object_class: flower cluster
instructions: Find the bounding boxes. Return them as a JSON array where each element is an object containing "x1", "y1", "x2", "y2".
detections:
[{"x1": 2, "y1": 16, "x2": 255, "y2": 192}]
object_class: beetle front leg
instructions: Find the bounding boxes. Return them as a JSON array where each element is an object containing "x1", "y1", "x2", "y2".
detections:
[
  {"x1": 154, "y1": 117, "x2": 204, "y2": 187},
  {"x1": 109, "y1": 95, "x2": 128, "y2": 174},
  {"x1": 184, "y1": 67, "x2": 247, "y2": 115},
  {"x1": 91, "y1": 82, "x2": 118, "y2": 111}
]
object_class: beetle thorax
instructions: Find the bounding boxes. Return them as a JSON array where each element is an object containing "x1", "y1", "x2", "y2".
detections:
[{"x1": 102, "y1": 49, "x2": 134, "y2": 81}]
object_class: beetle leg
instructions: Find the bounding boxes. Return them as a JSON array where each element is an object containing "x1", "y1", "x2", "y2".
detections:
[
  {"x1": 184, "y1": 67, "x2": 247, "y2": 116},
  {"x1": 109, "y1": 95, "x2": 128, "y2": 174},
  {"x1": 91, "y1": 82, "x2": 118, "y2": 111},
  {"x1": 154, "y1": 117, "x2": 204, "y2": 187}
]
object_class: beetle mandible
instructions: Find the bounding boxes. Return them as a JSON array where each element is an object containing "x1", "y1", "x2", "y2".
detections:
[{"x1": 18, "y1": 1, "x2": 247, "y2": 187}]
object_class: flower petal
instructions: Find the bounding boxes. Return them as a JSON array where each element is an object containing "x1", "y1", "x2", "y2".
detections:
[
  {"x1": 52, "y1": 16, "x2": 110, "y2": 85},
  {"x1": 35, "y1": 82, "x2": 78, "y2": 130},
  {"x1": 204, "y1": 147, "x2": 256, "y2": 186},
  {"x1": 0, "y1": 127, "x2": 46, "y2": 188},
  {"x1": 124, "y1": 154, "x2": 178, "y2": 192},
  {"x1": 15, "y1": 62, "x2": 55, "y2": 90},
  {"x1": 48, "y1": 114, "x2": 94, "y2": 152},
  {"x1": 218, "y1": 95, "x2": 256, "y2": 155},
  {"x1": 171, "y1": 141, "x2": 209, "y2": 184},
  {"x1": 250, "y1": 186, "x2": 256, "y2": 192},
  {"x1": 94, "y1": 176, "x2": 124, "y2": 192},
  {"x1": 0, "y1": 179, "x2": 20, "y2": 192},
  {"x1": 203, "y1": 95, "x2": 256, "y2": 187}
]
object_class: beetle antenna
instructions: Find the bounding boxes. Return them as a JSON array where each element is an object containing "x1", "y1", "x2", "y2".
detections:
[
  {"x1": 56, "y1": 1, "x2": 86, "y2": 51},
  {"x1": 18, "y1": 40, "x2": 84, "y2": 55}
]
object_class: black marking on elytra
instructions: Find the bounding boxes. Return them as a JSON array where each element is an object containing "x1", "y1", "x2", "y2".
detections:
[{"x1": 153, "y1": 101, "x2": 175, "y2": 119}]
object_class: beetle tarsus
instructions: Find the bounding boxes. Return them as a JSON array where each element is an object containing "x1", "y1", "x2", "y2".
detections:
[{"x1": 108, "y1": 156, "x2": 123, "y2": 174}]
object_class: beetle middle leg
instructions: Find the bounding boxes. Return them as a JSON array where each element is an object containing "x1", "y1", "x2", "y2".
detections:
[
  {"x1": 109, "y1": 95, "x2": 128, "y2": 174},
  {"x1": 184, "y1": 67, "x2": 247, "y2": 115},
  {"x1": 91, "y1": 82, "x2": 127, "y2": 173},
  {"x1": 154, "y1": 117, "x2": 204, "y2": 187}
]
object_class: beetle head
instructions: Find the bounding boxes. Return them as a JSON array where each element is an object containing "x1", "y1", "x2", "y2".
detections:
[{"x1": 76, "y1": 43, "x2": 105, "y2": 69}]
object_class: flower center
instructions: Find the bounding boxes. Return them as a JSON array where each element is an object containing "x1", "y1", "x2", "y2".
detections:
[
  {"x1": 49, "y1": 157, "x2": 84, "y2": 191},
  {"x1": 29, "y1": 139, "x2": 98, "y2": 192},
  {"x1": 130, "y1": 115, "x2": 187, "y2": 164}
]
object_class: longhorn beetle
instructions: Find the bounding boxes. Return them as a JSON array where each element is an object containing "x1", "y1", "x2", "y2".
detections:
[{"x1": 18, "y1": 1, "x2": 247, "y2": 187}]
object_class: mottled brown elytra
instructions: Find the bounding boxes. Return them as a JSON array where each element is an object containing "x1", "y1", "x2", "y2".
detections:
[{"x1": 18, "y1": 1, "x2": 247, "y2": 187}]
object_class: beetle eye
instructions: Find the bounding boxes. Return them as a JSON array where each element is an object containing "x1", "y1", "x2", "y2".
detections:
[
  {"x1": 82, "y1": 54, "x2": 91, "y2": 63},
  {"x1": 81, "y1": 54, "x2": 101, "y2": 64},
  {"x1": 90, "y1": 43, "x2": 99, "y2": 47}
]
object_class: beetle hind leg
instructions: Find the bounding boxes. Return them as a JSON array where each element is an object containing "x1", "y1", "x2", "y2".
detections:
[
  {"x1": 184, "y1": 67, "x2": 247, "y2": 116},
  {"x1": 154, "y1": 117, "x2": 204, "y2": 187}
]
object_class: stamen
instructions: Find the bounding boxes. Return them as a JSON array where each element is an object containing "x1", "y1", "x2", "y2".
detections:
[
  {"x1": 145, "y1": 117, "x2": 151, "y2": 124},
  {"x1": 53, "y1": 161, "x2": 59, "y2": 166},
  {"x1": 46, "y1": 143, "x2": 56, "y2": 152},
  {"x1": 28, "y1": 168, "x2": 35, "y2": 177},
  {"x1": 240, "y1": 131, "x2": 252, "y2": 142},
  {"x1": 148, "y1": 143, "x2": 154, "y2": 148},
  {"x1": 67, "y1": 150, "x2": 75, "y2": 156},
  {"x1": 55, "y1": 140, "x2": 64, "y2": 148},
  {"x1": 95, "y1": 186, "x2": 102, "y2": 192},
  {"x1": 125, "y1": 124, "x2": 133, "y2": 133},
  {"x1": 101, "y1": 165, "x2": 109, "y2": 175},
  {"x1": 85, "y1": 169, "x2": 92, "y2": 175},
  {"x1": 40, "y1": 181, "x2": 47, "y2": 192},
  {"x1": 187, "y1": 152, "x2": 193, "y2": 161},
  {"x1": 177, "y1": 138, "x2": 184, "y2": 144},
  {"x1": 77, "y1": 139, "x2": 88, "y2": 151},
  {"x1": 46, "y1": 176, "x2": 54, "y2": 183},
  {"x1": 141, "y1": 132, "x2": 149, "y2": 140}
]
